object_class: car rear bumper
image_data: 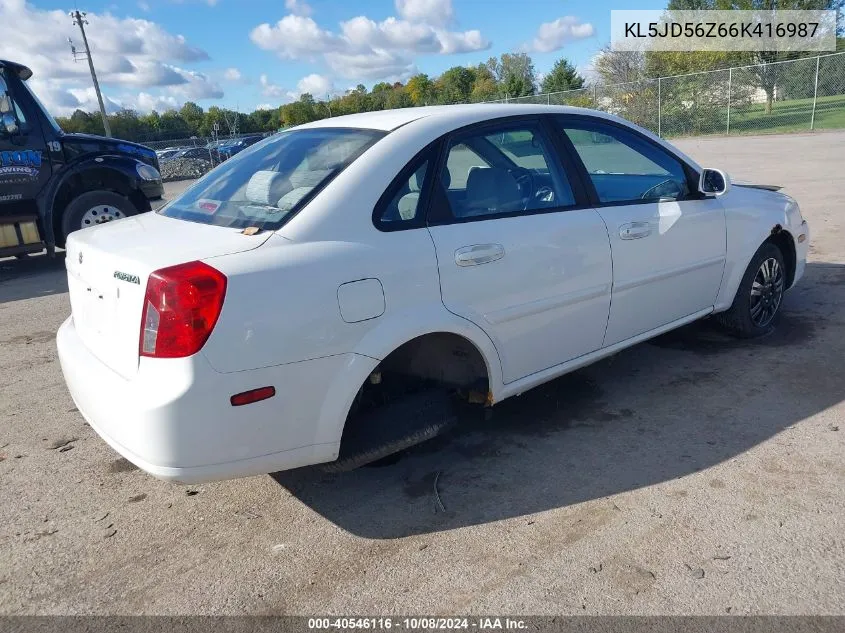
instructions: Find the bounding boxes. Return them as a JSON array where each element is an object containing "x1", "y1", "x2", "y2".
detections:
[{"x1": 56, "y1": 316, "x2": 357, "y2": 483}]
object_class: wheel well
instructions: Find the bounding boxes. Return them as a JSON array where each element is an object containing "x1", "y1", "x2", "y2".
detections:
[
  {"x1": 379, "y1": 332, "x2": 490, "y2": 392},
  {"x1": 52, "y1": 168, "x2": 147, "y2": 241},
  {"x1": 766, "y1": 226, "x2": 797, "y2": 289},
  {"x1": 336, "y1": 333, "x2": 491, "y2": 468},
  {"x1": 346, "y1": 332, "x2": 491, "y2": 421}
]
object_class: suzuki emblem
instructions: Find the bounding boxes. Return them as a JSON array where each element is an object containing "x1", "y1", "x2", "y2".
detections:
[{"x1": 78, "y1": 251, "x2": 83, "y2": 264}]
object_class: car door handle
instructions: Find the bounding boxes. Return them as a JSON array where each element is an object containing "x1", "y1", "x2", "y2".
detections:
[
  {"x1": 455, "y1": 244, "x2": 505, "y2": 266},
  {"x1": 619, "y1": 222, "x2": 651, "y2": 240}
]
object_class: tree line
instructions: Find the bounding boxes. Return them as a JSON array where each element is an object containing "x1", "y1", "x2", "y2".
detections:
[
  {"x1": 55, "y1": 0, "x2": 843, "y2": 144},
  {"x1": 54, "y1": 53, "x2": 585, "y2": 142}
]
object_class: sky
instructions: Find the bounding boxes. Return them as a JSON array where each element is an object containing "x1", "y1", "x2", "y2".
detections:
[{"x1": 0, "y1": 0, "x2": 667, "y2": 116}]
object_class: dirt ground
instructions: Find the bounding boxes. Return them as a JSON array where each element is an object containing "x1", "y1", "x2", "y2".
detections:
[{"x1": 0, "y1": 131, "x2": 843, "y2": 615}]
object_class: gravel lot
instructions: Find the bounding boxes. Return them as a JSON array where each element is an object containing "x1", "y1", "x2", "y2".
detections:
[{"x1": 0, "y1": 131, "x2": 843, "y2": 615}]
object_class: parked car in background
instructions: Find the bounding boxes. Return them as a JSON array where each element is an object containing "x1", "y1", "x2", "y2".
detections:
[
  {"x1": 155, "y1": 147, "x2": 181, "y2": 161},
  {"x1": 57, "y1": 104, "x2": 809, "y2": 484},
  {"x1": 161, "y1": 146, "x2": 222, "y2": 164},
  {"x1": 218, "y1": 135, "x2": 264, "y2": 160}
]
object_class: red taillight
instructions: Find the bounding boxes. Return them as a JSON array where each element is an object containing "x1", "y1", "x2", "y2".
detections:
[{"x1": 140, "y1": 261, "x2": 227, "y2": 359}]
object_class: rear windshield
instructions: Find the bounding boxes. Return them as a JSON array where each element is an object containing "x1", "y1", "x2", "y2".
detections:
[{"x1": 158, "y1": 127, "x2": 385, "y2": 230}]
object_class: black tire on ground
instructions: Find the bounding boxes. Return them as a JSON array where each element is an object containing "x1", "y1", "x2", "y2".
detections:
[
  {"x1": 59, "y1": 190, "x2": 138, "y2": 246},
  {"x1": 715, "y1": 242, "x2": 786, "y2": 338},
  {"x1": 325, "y1": 388, "x2": 458, "y2": 473}
]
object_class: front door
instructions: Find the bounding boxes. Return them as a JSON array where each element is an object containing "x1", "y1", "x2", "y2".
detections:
[
  {"x1": 426, "y1": 119, "x2": 613, "y2": 384},
  {"x1": 555, "y1": 117, "x2": 726, "y2": 347},
  {"x1": 0, "y1": 68, "x2": 52, "y2": 212}
]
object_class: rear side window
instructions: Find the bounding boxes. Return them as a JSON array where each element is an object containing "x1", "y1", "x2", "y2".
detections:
[
  {"x1": 375, "y1": 158, "x2": 430, "y2": 229},
  {"x1": 560, "y1": 121, "x2": 689, "y2": 204},
  {"x1": 159, "y1": 128, "x2": 385, "y2": 230}
]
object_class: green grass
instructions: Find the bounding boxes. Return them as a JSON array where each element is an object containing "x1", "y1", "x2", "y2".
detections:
[
  {"x1": 659, "y1": 93, "x2": 845, "y2": 138},
  {"x1": 727, "y1": 93, "x2": 845, "y2": 135}
]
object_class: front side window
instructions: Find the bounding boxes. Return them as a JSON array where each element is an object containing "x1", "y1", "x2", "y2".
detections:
[
  {"x1": 159, "y1": 128, "x2": 384, "y2": 230},
  {"x1": 560, "y1": 120, "x2": 689, "y2": 204},
  {"x1": 0, "y1": 69, "x2": 30, "y2": 132},
  {"x1": 438, "y1": 123, "x2": 575, "y2": 220}
]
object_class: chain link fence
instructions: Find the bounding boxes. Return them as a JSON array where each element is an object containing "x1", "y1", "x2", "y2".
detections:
[
  {"x1": 143, "y1": 132, "x2": 265, "y2": 152},
  {"x1": 489, "y1": 51, "x2": 845, "y2": 139}
]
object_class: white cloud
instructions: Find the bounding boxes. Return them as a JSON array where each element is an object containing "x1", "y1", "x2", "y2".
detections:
[
  {"x1": 249, "y1": 2, "x2": 488, "y2": 81},
  {"x1": 395, "y1": 0, "x2": 453, "y2": 28},
  {"x1": 284, "y1": 0, "x2": 312, "y2": 17},
  {"x1": 255, "y1": 103, "x2": 275, "y2": 111},
  {"x1": 0, "y1": 0, "x2": 221, "y2": 115},
  {"x1": 136, "y1": 92, "x2": 181, "y2": 112},
  {"x1": 250, "y1": 15, "x2": 342, "y2": 60},
  {"x1": 138, "y1": 1, "x2": 151, "y2": 11},
  {"x1": 325, "y1": 51, "x2": 416, "y2": 82},
  {"x1": 288, "y1": 73, "x2": 334, "y2": 99},
  {"x1": 259, "y1": 74, "x2": 286, "y2": 99},
  {"x1": 223, "y1": 67, "x2": 242, "y2": 81},
  {"x1": 527, "y1": 17, "x2": 595, "y2": 53}
]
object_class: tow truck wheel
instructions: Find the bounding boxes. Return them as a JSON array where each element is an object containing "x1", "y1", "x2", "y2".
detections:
[{"x1": 60, "y1": 190, "x2": 137, "y2": 245}]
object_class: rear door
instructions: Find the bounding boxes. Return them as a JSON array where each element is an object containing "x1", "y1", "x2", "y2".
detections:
[
  {"x1": 553, "y1": 116, "x2": 726, "y2": 347},
  {"x1": 426, "y1": 118, "x2": 612, "y2": 384}
]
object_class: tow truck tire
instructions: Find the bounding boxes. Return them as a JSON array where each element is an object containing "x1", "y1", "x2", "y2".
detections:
[{"x1": 60, "y1": 190, "x2": 138, "y2": 245}]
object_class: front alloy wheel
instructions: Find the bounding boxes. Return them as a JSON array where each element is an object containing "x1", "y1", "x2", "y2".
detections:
[
  {"x1": 750, "y1": 256, "x2": 784, "y2": 328},
  {"x1": 715, "y1": 242, "x2": 787, "y2": 338}
]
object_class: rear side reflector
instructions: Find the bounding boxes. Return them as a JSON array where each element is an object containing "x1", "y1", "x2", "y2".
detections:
[
  {"x1": 230, "y1": 386, "x2": 276, "y2": 407},
  {"x1": 140, "y1": 261, "x2": 227, "y2": 358}
]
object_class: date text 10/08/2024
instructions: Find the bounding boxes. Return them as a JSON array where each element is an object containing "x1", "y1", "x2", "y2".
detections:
[{"x1": 307, "y1": 618, "x2": 528, "y2": 630}]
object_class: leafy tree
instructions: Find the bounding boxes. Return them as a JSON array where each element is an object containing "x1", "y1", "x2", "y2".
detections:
[
  {"x1": 385, "y1": 85, "x2": 413, "y2": 109},
  {"x1": 489, "y1": 53, "x2": 536, "y2": 97},
  {"x1": 179, "y1": 102, "x2": 204, "y2": 135},
  {"x1": 594, "y1": 46, "x2": 647, "y2": 84},
  {"x1": 406, "y1": 73, "x2": 435, "y2": 105},
  {"x1": 470, "y1": 63, "x2": 499, "y2": 102},
  {"x1": 280, "y1": 93, "x2": 322, "y2": 127},
  {"x1": 436, "y1": 66, "x2": 476, "y2": 104},
  {"x1": 109, "y1": 109, "x2": 144, "y2": 140},
  {"x1": 540, "y1": 58, "x2": 585, "y2": 93}
]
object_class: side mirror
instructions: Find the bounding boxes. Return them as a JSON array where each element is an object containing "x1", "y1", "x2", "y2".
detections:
[
  {"x1": 699, "y1": 168, "x2": 730, "y2": 196},
  {"x1": 2, "y1": 112, "x2": 19, "y2": 136}
]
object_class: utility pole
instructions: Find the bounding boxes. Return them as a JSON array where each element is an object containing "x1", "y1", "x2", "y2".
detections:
[{"x1": 69, "y1": 10, "x2": 111, "y2": 137}]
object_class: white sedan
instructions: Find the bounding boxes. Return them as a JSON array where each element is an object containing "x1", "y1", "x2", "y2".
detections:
[{"x1": 57, "y1": 104, "x2": 810, "y2": 483}]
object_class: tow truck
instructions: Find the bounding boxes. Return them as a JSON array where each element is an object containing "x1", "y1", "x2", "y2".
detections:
[{"x1": 0, "y1": 60, "x2": 163, "y2": 258}]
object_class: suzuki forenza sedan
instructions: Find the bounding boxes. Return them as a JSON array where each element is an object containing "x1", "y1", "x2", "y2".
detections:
[{"x1": 57, "y1": 104, "x2": 809, "y2": 483}]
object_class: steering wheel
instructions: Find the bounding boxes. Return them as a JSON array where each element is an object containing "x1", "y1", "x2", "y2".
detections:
[
  {"x1": 508, "y1": 168, "x2": 535, "y2": 209},
  {"x1": 641, "y1": 179, "x2": 681, "y2": 201}
]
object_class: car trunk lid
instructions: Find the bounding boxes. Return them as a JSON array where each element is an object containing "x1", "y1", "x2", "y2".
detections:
[{"x1": 64, "y1": 212, "x2": 270, "y2": 379}]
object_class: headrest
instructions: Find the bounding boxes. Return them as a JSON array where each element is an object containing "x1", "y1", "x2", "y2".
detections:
[
  {"x1": 245, "y1": 170, "x2": 289, "y2": 206},
  {"x1": 463, "y1": 167, "x2": 521, "y2": 214}
]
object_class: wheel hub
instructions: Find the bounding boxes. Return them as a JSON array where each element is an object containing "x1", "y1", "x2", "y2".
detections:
[
  {"x1": 80, "y1": 205, "x2": 125, "y2": 229},
  {"x1": 750, "y1": 257, "x2": 783, "y2": 327}
]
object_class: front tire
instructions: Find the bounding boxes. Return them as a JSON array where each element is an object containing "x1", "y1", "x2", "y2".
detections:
[
  {"x1": 60, "y1": 190, "x2": 138, "y2": 245},
  {"x1": 716, "y1": 242, "x2": 786, "y2": 338}
]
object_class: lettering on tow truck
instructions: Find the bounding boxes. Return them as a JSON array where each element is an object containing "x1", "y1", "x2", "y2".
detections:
[{"x1": 0, "y1": 149, "x2": 42, "y2": 179}]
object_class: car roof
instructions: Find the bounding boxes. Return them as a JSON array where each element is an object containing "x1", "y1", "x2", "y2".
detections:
[
  {"x1": 294, "y1": 103, "x2": 702, "y2": 172},
  {"x1": 295, "y1": 103, "x2": 605, "y2": 132}
]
